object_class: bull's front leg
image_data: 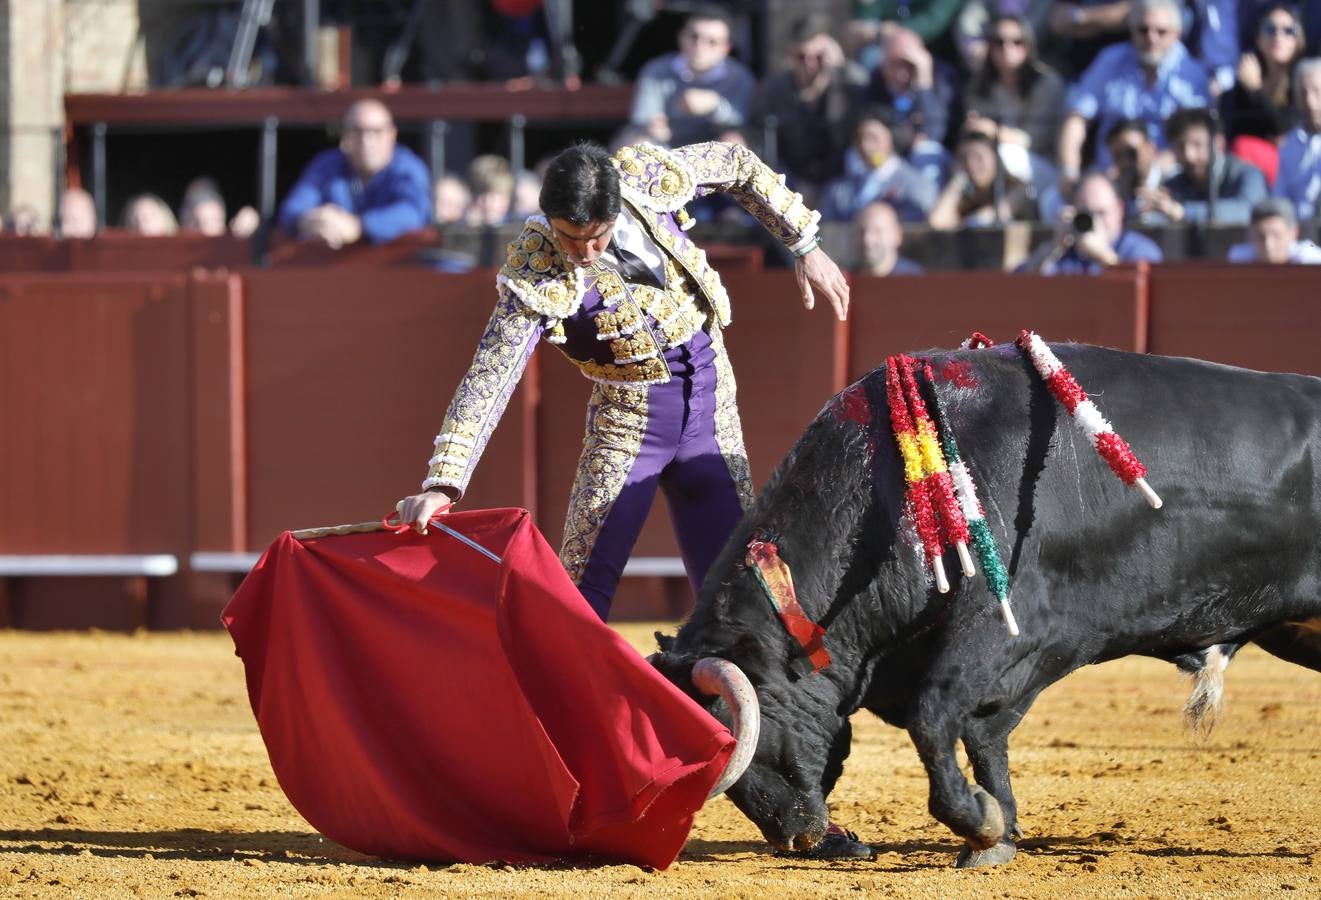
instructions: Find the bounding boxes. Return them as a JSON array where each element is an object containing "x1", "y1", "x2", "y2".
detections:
[
  {"x1": 908, "y1": 689, "x2": 1007, "y2": 857},
  {"x1": 956, "y1": 722, "x2": 1020, "y2": 867}
]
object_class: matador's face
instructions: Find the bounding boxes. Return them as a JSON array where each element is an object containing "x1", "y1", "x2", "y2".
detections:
[{"x1": 549, "y1": 217, "x2": 615, "y2": 268}]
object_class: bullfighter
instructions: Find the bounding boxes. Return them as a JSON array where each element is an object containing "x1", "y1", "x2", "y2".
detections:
[
  {"x1": 395, "y1": 141, "x2": 867, "y2": 858},
  {"x1": 397, "y1": 140, "x2": 847, "y2": 614}
]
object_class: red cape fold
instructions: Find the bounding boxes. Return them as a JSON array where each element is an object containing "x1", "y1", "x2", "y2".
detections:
[{"x1": 222, "y1": 507, "x2": 735, "y2": 869}]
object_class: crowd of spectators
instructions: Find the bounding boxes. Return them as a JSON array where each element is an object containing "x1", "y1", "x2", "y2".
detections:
[
  {"x1": 10, "y1": 0, "x2": 1321, "y2": 274},
  {"x1": 612, "y1": 0, "x2": 1321, "y2": 273}
]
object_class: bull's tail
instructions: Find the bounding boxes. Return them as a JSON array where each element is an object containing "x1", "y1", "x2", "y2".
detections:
[{"x1": 1183, "y1": 644, "x2": 1230, "y2": 738}]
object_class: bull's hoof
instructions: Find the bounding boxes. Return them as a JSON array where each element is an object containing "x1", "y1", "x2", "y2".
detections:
[
  {"x1": 967, "y1": 785, "x2": 1005, "y2": 850},
  {"x1": 954, "y1": 838, "x2": 1017, "y2": 868}
]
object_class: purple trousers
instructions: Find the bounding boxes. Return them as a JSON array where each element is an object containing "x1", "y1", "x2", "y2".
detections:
[{"x1": 558, "y1": 328, "x2": 754, "y2": 621}]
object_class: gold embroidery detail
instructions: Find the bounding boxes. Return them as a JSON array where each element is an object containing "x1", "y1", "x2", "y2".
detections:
[
  {"x1": 610, "y1": 331, "x2": 659, "y2": 363},
  {"x1": 668, "y1": 141, "x2": 821, "y2": 251},
  {"x1": 631, "y1": 278, "x2": 706, "y2": 347},
  {"x1": 593, "y1": 269, "x2": 626, "y2": 304},
  {"x1": 425, "y1": 287, "x2": 542, "y2": 494},
  {"x1": 624, "y1": 202, "x2": 731, "y2": 328},
  {"x1": 559, "y1": 383, "x2": 650, "y2": 584},
  {"x1": 708, "y1": 325, "x2": 755, "y2": 510},
  {"x1": 613, "y1": 143, "x2": 697, "y2": 212},
  {"x1": 594, "y1": 304, "x2": 643, "y2": 338},
  {"x1": 571, "y1": 355, "x2": 670, "y2": 385},
  {"x1": 499, "y1": 219, "x2": 579, "y2": 318}
]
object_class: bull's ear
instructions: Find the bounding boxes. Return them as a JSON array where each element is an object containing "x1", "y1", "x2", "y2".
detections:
[
  {"x1": 648, "y1": 650, "x2": 697, "y2": 693},
  {"x1": 654, "y1": 630, "x2": 676, "y2": 652}
]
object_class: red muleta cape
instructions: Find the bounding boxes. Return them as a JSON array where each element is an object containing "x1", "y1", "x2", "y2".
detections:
[{"x1": 222, "y1": 507, "x2": 734, "y2": 869}]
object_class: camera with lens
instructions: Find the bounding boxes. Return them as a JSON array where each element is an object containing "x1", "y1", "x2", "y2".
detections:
[{"x1": 1071, "y1": 210, "x2": 1094, "y2": 235}]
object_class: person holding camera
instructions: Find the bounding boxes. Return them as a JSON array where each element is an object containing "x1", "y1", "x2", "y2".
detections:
[{"x1": 1021, "y1": 171, "x2": 1164, "y2": 274}]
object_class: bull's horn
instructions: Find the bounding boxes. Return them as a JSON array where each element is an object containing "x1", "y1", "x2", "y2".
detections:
[{"x1": 692, "y1": 657, "x2": 761, "y2": 800}]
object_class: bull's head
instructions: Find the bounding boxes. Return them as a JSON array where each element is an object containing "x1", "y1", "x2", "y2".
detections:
[{"x1": 652, "y1": 583, "x2": 843, "y2": 852}]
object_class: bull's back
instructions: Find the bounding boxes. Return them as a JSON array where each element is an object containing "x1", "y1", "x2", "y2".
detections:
[{"x1": 935, "y1": 344, "x2": 1321, "y2": 648}]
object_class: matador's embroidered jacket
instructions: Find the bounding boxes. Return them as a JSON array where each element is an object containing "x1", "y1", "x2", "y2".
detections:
[{"x1": 422, "y1": 141, "x2": 821, "y2": 498}]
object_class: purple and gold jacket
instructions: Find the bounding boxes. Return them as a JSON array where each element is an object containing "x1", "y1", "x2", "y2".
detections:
[{"x1": 422, "y1": 141, "x2": 821, "y2": 498}]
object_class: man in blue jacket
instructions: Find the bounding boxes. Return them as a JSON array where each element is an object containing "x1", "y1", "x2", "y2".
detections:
[{"x1": 278, "y1": 99, "x2": 432, "y2": 247}]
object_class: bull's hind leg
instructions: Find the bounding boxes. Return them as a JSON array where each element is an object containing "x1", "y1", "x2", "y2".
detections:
[{"x1": 1254, "y1": 617, "x2": 1321, "y2": 672}]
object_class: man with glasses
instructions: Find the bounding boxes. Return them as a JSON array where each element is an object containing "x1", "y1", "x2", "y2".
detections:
[
  {"x1": 630, "y1": 6, "x2": 756, "y2": 147},
  {"x1": 757, "y1": 14, "x2": 867, "y2": 195},
  {"x1": 1057, "y1": 0, "x2": 1210, "y2": 194},
  {"x1": 278, "y1": 99, "x2": 432, "y2": 248}
]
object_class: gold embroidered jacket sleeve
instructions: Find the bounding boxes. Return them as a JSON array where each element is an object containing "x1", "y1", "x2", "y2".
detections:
[
  {"x1": 670, "y1": 142, "x2": 820, "y2": 249},
  {"x1": 421, "y1": 285, "x2": 543, "y2": 498}
]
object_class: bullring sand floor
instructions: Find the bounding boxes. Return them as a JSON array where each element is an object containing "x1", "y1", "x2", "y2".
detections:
[{"x1": 0, "y1": 627, "x2": 1317, "y2": 898}]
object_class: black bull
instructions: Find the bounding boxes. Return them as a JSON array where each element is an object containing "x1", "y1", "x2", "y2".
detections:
[{"x1": 652, "y1": 343, "x2": 1321, "y2": 866}]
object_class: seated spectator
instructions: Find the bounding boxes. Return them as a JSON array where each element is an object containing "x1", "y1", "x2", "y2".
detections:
[
  {"x1": 963, "y1": 14, "x2": 1067, "y2": 160},
  {"x1": 433, "y1": 174, "x2": 473, "y2": 226},
  {"x1": 1184, "y1": 0, "x2": 1242, "y2": 96},
  {"x1": 952, "y1": 1, "x2": 1055, "y2": 78},
  {"x1": 1021, "y1": 172, "x2": 1164, "y2": 273},
  {"x1": 1272, "y1": 58, "x2": 1321, "y2": 220},
  {"x1": 868, "y1": 26, "x2": 957, "y2": 153},
  {"x1": 855, "y1": 200, "x2": 925, "y2": 275},
  {"x1": 58, "y1": 187, "x2": 97, "y2": 239},
  {"x1": 1140, "y1": 106, "x2": 1269, "y2": 225},
  {"x1": 1221, "y1": 2, "x2": 1306, "y2": 166},
  {"x1": 847, "y1": 0, "x2": 964, "y2": 71},
  {"x1": 229, "y1": 206, "x2": 261, "y2": 239},
  {"x1": 465, "y1": 155, "x2": 514, "y2": 227},
  {"x1": 629, "y1": 6, "x2": 755, "y2": 147},
  {"x1": 1045, "y1": 1, "x2": 1133, "y2": 78},
  {"x1": 928, "y1": 131, "x2": 1037, "y2": 229},
  {"x1": 277, "y1": 99, "x2": 431, "y2": 248},
  {"x1": 121, "y1": 193, "x2": 178, "y2": 236},
  {"x1": 1227, "y1": 197, "x2": 1321, "y2": 262},
  {"x1": 757, "y1": 13, "x2": 867, "y2": 196},
  {"x1": 179, "y1": 177, "x2": 227, "y2": 236},
  {"x1": 818, "y1": 109, "x2": 937, "y2": 223},
  {"x1": 1059, "y1": 0, "x2": 1210, "y2": 186},
  {"x1": 1104, "y1": 117, "x2": 1169, "y2": 222},
  {"x1": 4, "y1": 203, "x2": 43, "y2": 235},
  {"x1": 512, "y1": 170, "x2": 542, "y2": 219}
]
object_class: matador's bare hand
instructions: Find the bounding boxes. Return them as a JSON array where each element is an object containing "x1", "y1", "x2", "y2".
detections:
[
  {"x1": 795, "y1": 246, "x2": 850, "y2": 321},
  {"x1": 395, "y1": 491, "x2": 454, "y2": 534}
]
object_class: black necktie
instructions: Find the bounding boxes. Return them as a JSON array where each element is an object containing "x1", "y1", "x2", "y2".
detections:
[{"x1": 607, "y1": 238, "x2": 662, "y2": 288}]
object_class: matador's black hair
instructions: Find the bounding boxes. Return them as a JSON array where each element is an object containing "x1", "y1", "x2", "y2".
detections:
[{"x1": 539, "y1": 143, "x2": 621, "y2": 225}]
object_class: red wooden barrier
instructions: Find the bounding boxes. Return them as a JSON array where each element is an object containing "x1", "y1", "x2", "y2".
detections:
[
  {"x1": 65, "y1": 233, "x2": 253, "y2": 271},
  {"x1": 0, "y1": 274, "x2": 193, "y2": 553},
  {"x1": 0, "y1": 236, "x2": 65, "y2": 271},
  {"x1": 265, "y1": 231, "x2": 441, "y2": 268},
  {"x1": 848, "y1": 268, "x2": 1149, "y2": 383},
  {"x1": 239, "y1": 268, "x2": 535, "y2": 549},
  {"x1": 1147, "y1": 264, "x2": 1321, "y2": 376},
  {"x1": 13, "y1": 262, "x2": 1321, "y2": 629},
  {"x1": 0, "y1": 274, "x2": 195, "y2": 628}
]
